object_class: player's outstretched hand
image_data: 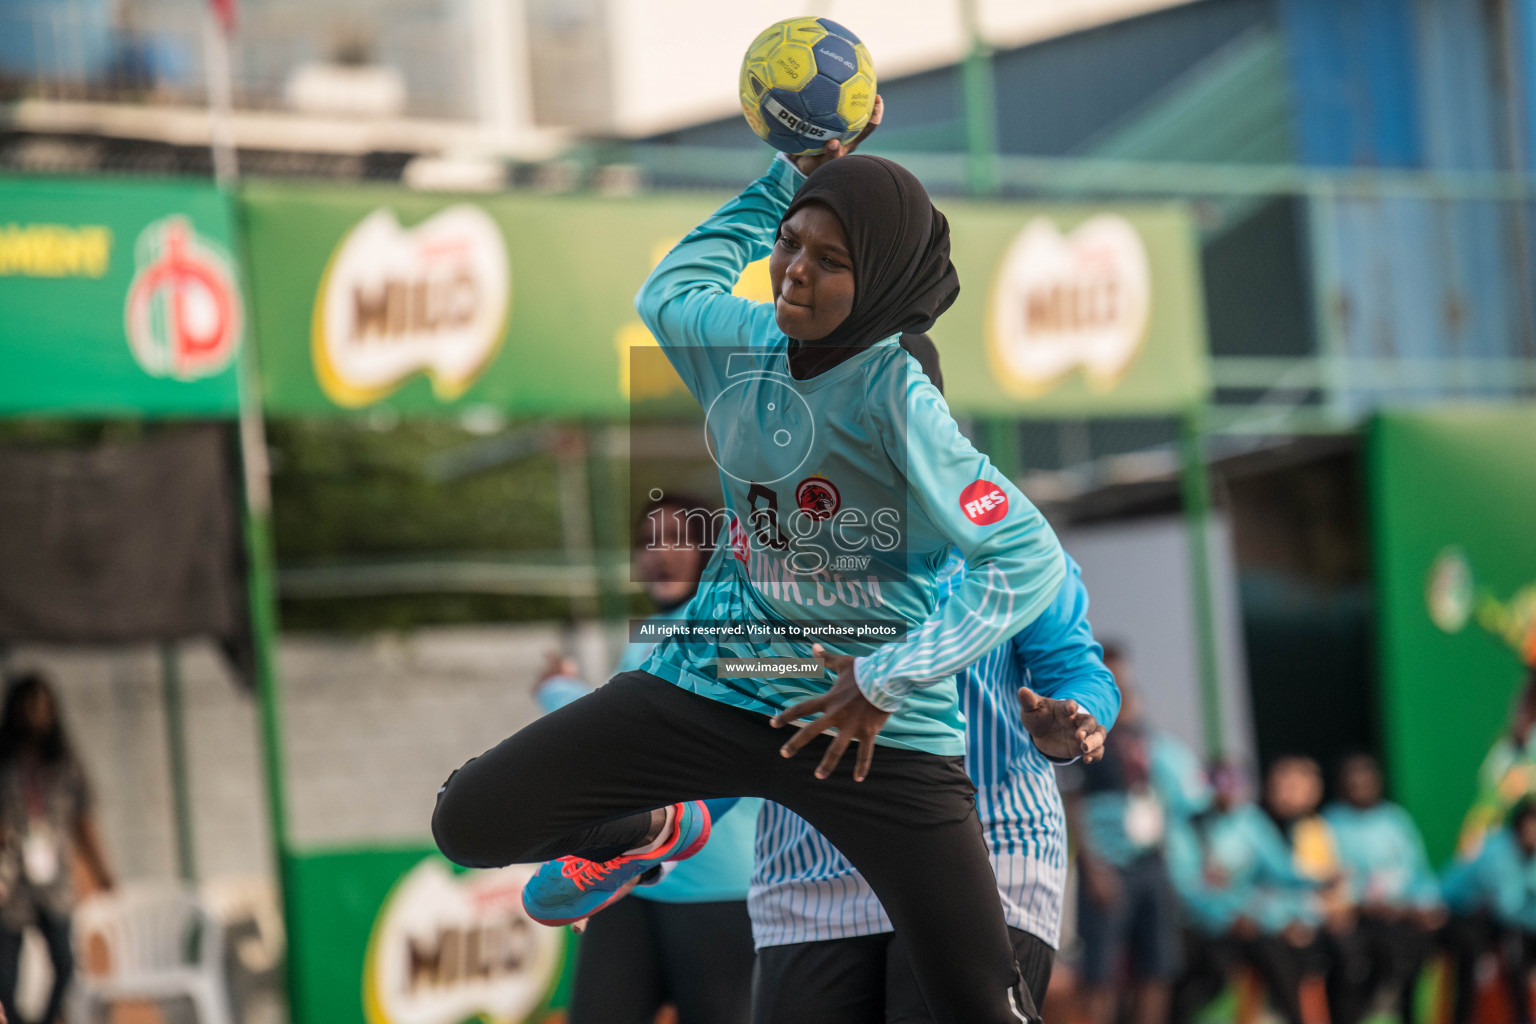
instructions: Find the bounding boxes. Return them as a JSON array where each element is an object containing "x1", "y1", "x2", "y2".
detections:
[
  {"x1": 791, "y1": 95, "x2": 884, "y2": 176},
  {"x1": 1019, "y1": 686, "x2": 1107, "y2": 763},
  {"x1": 772, "y1": 643, "x2": 891, "y2": 781}
]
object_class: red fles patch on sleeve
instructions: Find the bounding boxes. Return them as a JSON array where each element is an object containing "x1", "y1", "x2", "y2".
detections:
[{"x1": 959, "y1": 479, "x2": 1009, "y2": 525}]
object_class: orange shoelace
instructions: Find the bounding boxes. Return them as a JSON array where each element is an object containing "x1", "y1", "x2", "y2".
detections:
[{"x1": 560, "y1": 856, "x2": 621, "y2": 892}]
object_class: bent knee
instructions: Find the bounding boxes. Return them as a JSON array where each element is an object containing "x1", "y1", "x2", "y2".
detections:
[{"x1": 431, "y1": 764, "x2": 502, "y2": 868}]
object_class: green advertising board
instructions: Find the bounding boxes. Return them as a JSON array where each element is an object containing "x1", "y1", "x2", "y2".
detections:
[
  {"x1": 1369, "y1": 406, "x2": 1536, "y2": 865},
  {"x1": 0, "y1": 176, "x2": 243, "y2": 417},
  {"x1": 241, "y1": 182, "x2": 716, "y2": 419},
  {"x1": 935, "y1": 202, "x2": 1209, "y2": 417},
  {"x1": 289, "y1": 846, "x2": 574, "y2": 1024},
  {"x1": 240, "y1": 184, "x2": 1208, "y2": 419}
]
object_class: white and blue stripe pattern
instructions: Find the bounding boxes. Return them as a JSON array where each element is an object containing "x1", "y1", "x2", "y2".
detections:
[{"x1": 748, "y1": 553, "x2": 1119, "y2": 949}]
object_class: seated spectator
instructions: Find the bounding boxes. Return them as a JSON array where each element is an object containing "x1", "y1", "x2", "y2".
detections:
[
  {"x1": 1442, "y1": 797, "x2": 1536, "y2": 1024},
  {"x1": 1323, "y1": 753, "x2": 1446, "y2": 1024},
  {"x1": 1264, "y1": 755, "x2": 1365, "y2": 1024},
  {"x1": 1169, "y1": 761, "x2": 1323, "y2": 1024}
]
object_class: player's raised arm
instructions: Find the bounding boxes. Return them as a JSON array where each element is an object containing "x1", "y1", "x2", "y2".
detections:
[
  {"x1": 633, "y1": 98, "x2": 883, "y2": 404},
  {"x1": 633, "y1": 154, "x2": 799, "y2": 362}
]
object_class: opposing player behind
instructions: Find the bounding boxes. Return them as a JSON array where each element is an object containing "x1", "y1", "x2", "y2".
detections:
[{"x1": 747, "y1": 339, "x2": 1118, "y2": 1023}]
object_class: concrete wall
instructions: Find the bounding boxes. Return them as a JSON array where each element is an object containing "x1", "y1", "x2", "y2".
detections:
[
  {"x1": 1059, "y1": 513, "x2": 1257, "y2": 764},
  {"x1": 5, "y1": 622, "x2": 610, "y2": 885}
]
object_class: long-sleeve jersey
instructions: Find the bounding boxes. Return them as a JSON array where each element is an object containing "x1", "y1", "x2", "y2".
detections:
[
  {"x1": 1322, "y1": 800, "x2": 1441, "y2": 910},
  {"x1": 747, "y1": 553, "x2": 1119, "y2": 948},
  {"x1": 635, "y1": 154, "x2": 1066, "y2": 756},
  {"x1": 1442, "y1": 826, "x2": 1536, "y2": 932}
]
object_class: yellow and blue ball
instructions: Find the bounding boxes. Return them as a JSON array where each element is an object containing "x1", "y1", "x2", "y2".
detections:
[{"x1": 739, "y1": 17, "x2": 876, "y2": 156}]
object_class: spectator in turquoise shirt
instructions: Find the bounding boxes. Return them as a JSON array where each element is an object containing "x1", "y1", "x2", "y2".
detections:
[
  {"x1": 1441, "y1": 798, "x2": 1536, "y2": 1024},
  {"x1": 1168, "y1": 761, "x2": 1322, "y2": 1024},
  {"x1": 1322, "y1": 753, "x2": 1445, "y2": 1024}
]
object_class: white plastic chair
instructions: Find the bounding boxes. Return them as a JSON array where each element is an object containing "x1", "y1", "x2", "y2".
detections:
[{"x1": 71, "y1": 883, "x2": 232, "y2": 1024}]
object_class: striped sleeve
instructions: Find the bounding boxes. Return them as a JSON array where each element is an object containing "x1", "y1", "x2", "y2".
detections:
[{"x1": 853, "y1": 376, "x2": 1066, "y2": 711}]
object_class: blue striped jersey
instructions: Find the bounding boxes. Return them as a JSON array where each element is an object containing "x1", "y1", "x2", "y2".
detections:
[{"x1": 748, "y1": 554, "x2": 1119, "y2": 948}]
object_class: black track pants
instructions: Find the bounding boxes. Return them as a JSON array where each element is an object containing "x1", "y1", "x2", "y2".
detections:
[{"x1": 432, "y1": 671, "x2": 1030, "y2": 1024}]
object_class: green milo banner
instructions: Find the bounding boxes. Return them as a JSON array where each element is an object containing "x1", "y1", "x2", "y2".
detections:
[
  {"x1": 0, "y1": 176, "x2": 243, "y2": 417},
  {"x1": 239, "y1": 184, "x2": 1208, "y2": 418},
  {"x1": 288, "y1": 847, "x2": 574, "y2": 1024},
  {"x1": 1369, "y1": 406, "x2": 1536, "y2": 865},
  {"x1": 936, "y1": 202, "x2": 1209, "y2": 416}
]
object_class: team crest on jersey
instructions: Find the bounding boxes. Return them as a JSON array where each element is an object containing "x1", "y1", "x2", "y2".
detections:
[
  {"x1": 795, "y1": 476, "x2": 841, "y2": 521},
  {"x1": 959, "y1": 479, "x2": 1009, "y2": 525}
]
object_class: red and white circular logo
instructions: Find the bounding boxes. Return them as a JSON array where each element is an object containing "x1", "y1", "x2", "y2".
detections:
[
  {"x1": 795, "y1": 476, "x2": 841, "y2": 521},
  {"x1": 123, "y1": 216, "x2": 242, "y2": 381},
  {"x1": 959, "y1": 479, "x2": 1009, "y2": 525}
]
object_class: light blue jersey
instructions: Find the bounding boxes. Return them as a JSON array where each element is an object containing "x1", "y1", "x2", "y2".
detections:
[
  {"x1": 1442, "y1": 826, "x2": 1536, "y2": 932},
  {"x1": 1322, "y1": 801, "x2": 1440, "y2": 910},
  {"x1": 538, "y1": 605, "x2": 763, "y2": 904},
  {"x1": 1165, "y1": 804, "x2": 1318, "y2": 935},
  {"x1": 748, "y1": 554, "x2": 1119, "y2": 948},
  {"x1": 635, "y1": 154, "x2": 1066, "y2": 756}
]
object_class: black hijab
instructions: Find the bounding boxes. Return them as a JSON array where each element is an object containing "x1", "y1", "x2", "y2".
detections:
[{"x1": 780, "y1": 155, "x2": 960, "y2": 379}]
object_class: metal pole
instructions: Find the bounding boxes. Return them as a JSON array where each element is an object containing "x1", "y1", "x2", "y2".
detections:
[
  {"x1": 1304, "y1": 184, "x2": 1350, "y2": 421},
  {"x1": 1179, "y1": 408, "x2": 1224, "y2": 759},
  {"x1": 585, "y1": 424, "x2": 631, "y2": 667},
  {"x1": 201, "y1": 10, "x2": 239, "y2": 185},
  {"x1": 160, "y1": 641, "x2": 197, "y2": 882},
  {"x1": 958, "y1": 0, "x2": 999, "y2": 197},
  {"x1": 231, "y1": 224, "x2": 297, "y2": 1014}
]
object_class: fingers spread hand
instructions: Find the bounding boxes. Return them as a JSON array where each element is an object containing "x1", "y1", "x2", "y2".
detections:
[
  {"x1": 780, "y1": 714, "x2": 832, "y2": 758},
  {"x1": 854, "y1": 731, "x2": 877, "y2": 781},
  {"x1": 815, "y1": 731, "x2": 851, "y2": 780},
  {"x1": 773, "y1": 695, "x2": 827, "y2": 729}
]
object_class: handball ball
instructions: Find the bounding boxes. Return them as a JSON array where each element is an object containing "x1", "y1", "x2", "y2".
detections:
[{"x1": 739, "y1": 17, "x2": 876, "y2": 156}]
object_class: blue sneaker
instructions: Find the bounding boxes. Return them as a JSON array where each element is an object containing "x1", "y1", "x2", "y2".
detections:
[{"x1": 521, "y1": 801, "x2": 712, "y2": 926}]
